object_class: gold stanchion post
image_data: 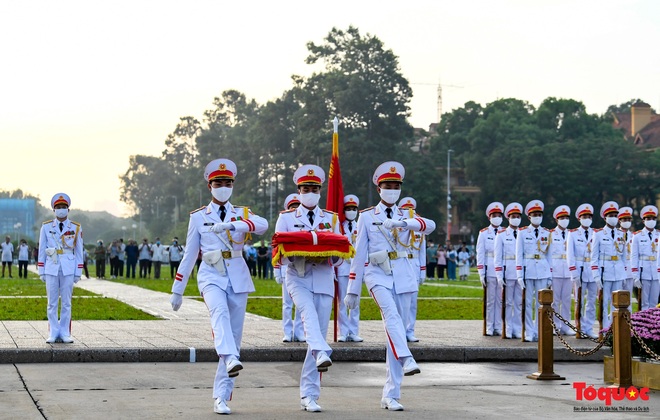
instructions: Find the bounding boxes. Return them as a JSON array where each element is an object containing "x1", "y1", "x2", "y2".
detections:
[
  {"x1": 528, "y1": 289, "x2": 565, "y2": 380},
  {"x1": 610, "y1": 290, "x2": 632, "y2": 388}
]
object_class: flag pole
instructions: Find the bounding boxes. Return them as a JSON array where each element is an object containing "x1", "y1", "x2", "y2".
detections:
[{"x1": 332, "y1": 117, "x2": 340, "y2": 342}]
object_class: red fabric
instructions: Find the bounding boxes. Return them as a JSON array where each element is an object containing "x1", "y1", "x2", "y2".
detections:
[
  {"x1": 271, "y1": 231, "x2": 353, "y2": 261},
  {"x1": 325, "y1": 133, "x2": 345, "y2": 232}
]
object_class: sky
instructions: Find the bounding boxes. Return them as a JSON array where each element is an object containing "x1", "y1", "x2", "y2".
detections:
[{"x1": 1, "y1": 0, "x2": 659, "y2": 217}]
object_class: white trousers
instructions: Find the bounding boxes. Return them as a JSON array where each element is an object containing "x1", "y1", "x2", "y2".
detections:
[
  {"x1": 288, "y1": 285, "x2": 332, "y2": 399},
  {"x1": 202, "y1": 282, "x2": 247, "y2": 401},
  {"x1": 406, "y1": 291, "x2": 418, "y2": 337},
  {"x1": 523, "y1": 278, "x2": 549, "y2": 341},
  {"x1": 45, "y1": 269, "x2": 74, "y2": 338},
  {"x1": 574, "y1": 281, "x2": 598, "y2": 334},
  {"x1": 641, "y1": 279, "x2": 660, "y2": 311},
  {"x1": 370, "y1": 285, "x2": 413, "y2": 400},
  {"x1": 623, "y1": 278, "x2": 634, "y2": 312},
  {"x1": 281, "y1": 278, "x2": 304, "y2": 340},
  {"x1": 337, "y1": 275, "x2": 360, "y2": 337},
  {"x1": 551, "y1": 277, "x2": 572, "y2": 333},
  {"x1": 484, "y1": 276, "x2": 502, "y2": 335},
  {"x1": 503, "y1": 278, "x2": 522, "y2": 338},
  {"x1": 602, "y1": 280, "x2": 623, "y2": 329}
]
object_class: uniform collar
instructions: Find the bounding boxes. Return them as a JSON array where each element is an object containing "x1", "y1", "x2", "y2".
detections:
[
  {"x1": 206, "y1": 201, "x2": 234, "y2": 215},
  {"x1": 375, "y1": 202, "x2": 401, "y2": 216}
]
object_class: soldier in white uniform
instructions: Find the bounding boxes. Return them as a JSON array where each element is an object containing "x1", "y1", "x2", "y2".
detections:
[
  {"x1": 398, "y1": 197, "x2": 426, "y2": 343},
  {"x1": 566, "y1": 204, "x2": 598, "y2": 339},
  {"x1": 633, "y1": 205, "x2": 660, "y2": 310},
  {"x1": 274, "y1": 193, "x2": 305, "y2": 342},
  {"x1": 274, "y1": 164, "x2": 343, "y2": 413},
  {"x1": 515, "y1": 200, "x2": 552, "y2": 342},
  {"x1": 169, "y1": 158, "x2": 268, "y2": 415},
  {"x1": 618, "y1": 207, "x2": 634, "y2": 312},
  {"x1": 549, "y1": 205, "x2": 575, "y2": 335},
  {"x1": 38, "y1": 193, "x2": 84, "y2": 344},
  {"x1": 590, "y1": 201, "x2": 627, "y2": 330},
  {"x1": 477, "y1": 201, "x2": 504, "y2": 336},
  {"x1": 345, "y1": 161, "x2": 436, "y2": 411},
  {"x1": 494, "y1": 202, "x2": 523, "y2": 339},
  {"x1": 337, "y1": 194, "x2": 363, "y2": 342}
]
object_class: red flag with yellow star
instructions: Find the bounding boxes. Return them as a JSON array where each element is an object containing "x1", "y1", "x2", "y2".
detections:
[{"x1": 325, "y1": 117, "x2": 345, "y2": 232}]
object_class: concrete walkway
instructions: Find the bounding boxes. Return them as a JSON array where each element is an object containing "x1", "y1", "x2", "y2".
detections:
[{"x1": 1, "y1": 274, "x2": 611, "y2": 364}]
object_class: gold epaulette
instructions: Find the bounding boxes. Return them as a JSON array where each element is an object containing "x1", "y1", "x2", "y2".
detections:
[
  {"x1": 593, "y1": 228, "x2": 603, "y2": 232},
  {"x1": 234, "y1": 206, "x2": 254, "y2": 215},
  {"x1": 519, "y1": 226, "x2": 529, "y2": 231},
  {"x1": 323, "y1": 209, "x2": 337, "y2": 215},
  {"x1": 633, "y1": 230, "x2": 643, "y2": 235},
  {"x1": 280, "y1": 208, "x2": 296, "y2": 214},
  {"x1": 569, "y1": 228, "x2": 578, "y2": 232},
  {"x1": 497, "y1": 227, "x2": 506, "y2": 233},
  {"x1": 549, "y1": 228, "x2": 556, "y2": 233},
  {"x1": 43, "y1": 219, "x2": 52, "y2": 225},
  {"x1": 360, "y1": 206, "x2": 374, "y2": 213},
  {"x1": 70, "y1": 221, "x2": 80, "y2": 227},
  {"x1": 190, "y1": 206, "x2": 206, "y2": 214}
]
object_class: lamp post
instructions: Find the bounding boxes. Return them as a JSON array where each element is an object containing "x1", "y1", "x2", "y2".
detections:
[
  {"x1": 447, "y1": 149, "x2": 453, "y2": 243},
  {"x1": 171, "y1": 195, "x2": 179, "y2": 223},
  {"x1": 14, "y1": 222, "x2": 22, "y2": 243},
  {"x1": 121, "y1": 226, "x2": 126, "y2": 239},
  {"x1": 132, "y1": 223, "x2": 137, "y2": 240}
]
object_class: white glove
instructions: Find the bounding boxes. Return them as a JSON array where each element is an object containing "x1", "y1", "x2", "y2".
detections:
[
  {"x1": 517, "y1": 278, "x2": 524, "y2": 289},
  {"x1": 211, "y1": 222, "x2": 233, "y2": 233},
  {"x1": 275, "y1": 276, "x2": 283, "y2": 285},
  {"x1": 344, "y1": 293, "x2": 360, "y2": 310},
  {"x1": 596, "y1": 279, "x2": 603, "y2": 291},
  {"x1": 74, "y1": 277, "x2": 81, "y2": 284},
  {"x1": 383, "y1": 219, "x2": 406, "y2": 229},
  {"x1": 418, "y1": 277, "x2": 425, "y2": 285},
  {"x1": 546, "y1": 279, "x2": 552, "y2": 289},
  {"x1": 497, "y1": 277, "x2": 504, "y2": 288},
  {"x1": 634, "y1": 277, "x2": 642, "y2": 288},
  {"x1": 479, "y1": 276, "x2": 486, "y2": 287},
  {"x1": 40, "y1": 275, "x2": 46, "y2": 283},
  {"x1": 170, "y1": 293, "x2": 183, "y2": 311},
  {"x1": 571, "y1": 276, "x2": 580, "y2": 286}
]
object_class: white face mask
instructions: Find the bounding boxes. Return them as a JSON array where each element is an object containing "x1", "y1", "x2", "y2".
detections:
[
  {"x1": 557, "y1": 219, "x2": 569, "y2": 229},
  {"x1": 379, "y1": 188, "x2": 401, "y2": 205},
  {"x1": 211, "y1": 186, "x2": 232, "y2": 203},
  {"x1": 490, "y1": 216, "x2": 502, "y2": 227},
  {"x1": 344, "y1": 210, "x2": 358, "y2": 221},
  {"x1": 530, "y1": 216, "x2": 542, "y2": 226},
  {"x1": 580, "y1": 218, "x2": 592, "y2": 228},
  {"x1": 644, "y1": 220, "x2": 657, "y2": 229},
  {"x1": 508, "y1": 217, "x2": 521, "y2": 227},
  {"x1": 620, "y1": 221, "x2": 632, "y2": 230},
  {"x1": 606, "y1": 217, "x2": 619, "y2": 227},
  {"x1": 300, "y1": 192, "x2": 320, "y2": 208},
  {"x1": 54, "y1": 208, "x2": 68, "y2": 219}
]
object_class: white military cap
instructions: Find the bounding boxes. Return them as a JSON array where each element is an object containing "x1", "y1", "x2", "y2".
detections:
[
  {"x1": 640, "y1": 205, "x2": 658, "y2": 218},
  {"x1": 525, "y1": 200, "x2": 544, "y2": 215},
  {"x1": 485, "y1": 202, "x2": 504, "y2": 217},
  {"x1": 344, "y1": 194, "x2": 360, "y2": 207},
  {"x1": 204, "y1": 158, "x2": 237, "y2": 182},
  {"x1": 553, "y1": 205, "x2": 571, "y2": 219},
  {"x1": 372, "y1": 161, "x2": 405, "y2": 185},
  {"x1": 575, "y1": 203, "x2": 594, "y2": 218},
  {"x1": 51, "y1": 193, "x2": 71, "y2": 208},
  {"x1": 398, "y1": 197, "x2": 416, "y2": 209},
  {"x1": 618, "y1": 206, "x2": 633, "y2": 219},
  {"x1": 505, "y1": 202, "x2": 523, "y2": 217},
  {"x1": 293, "y1": 164, "x2": 325, "y2": 186},
  {"x1": 600, "y1": 201, "x2": 619, "y2": 218},
  {"x1": 284, "y1": 193, "x2": 300, "y2": 210}
]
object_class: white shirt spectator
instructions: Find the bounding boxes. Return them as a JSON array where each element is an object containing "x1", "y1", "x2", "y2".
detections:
[
  {"x1": 151, "y1": 243, "x2": 165, "y2": 262},
  {"x1": 18, "y1": 243, "x2": 30, "y2": 261},
  {"x1": 139, "y1": 242, "x2": 152, "y2": 260},
  {"x1": 1, "y1": 242, "x2": 14, "y2": 262}
]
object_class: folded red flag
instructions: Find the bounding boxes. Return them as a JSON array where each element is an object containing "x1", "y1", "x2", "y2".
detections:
[{"x1": 271, "y1": 230, "x2": 355, "y2": 266}]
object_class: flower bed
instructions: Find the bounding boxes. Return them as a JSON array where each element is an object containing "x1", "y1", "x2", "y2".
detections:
[{"x1": 601, "y1": 307, "x2": 660, "y2": 360}]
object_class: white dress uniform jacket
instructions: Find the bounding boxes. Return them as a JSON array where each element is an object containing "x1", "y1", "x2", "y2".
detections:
[
  {"x1": 172, "y1": 202, "x2": 267, "y2": 295},
  {"x1": 38, "y1": 219, "x2": 84, "y2": 277},
  {"x1": 548, "y1": 228, "x2": 570, "y2": 278},
  {"x1": 494, "y1": 227, "x2": 517, "y2": 282},
  {"x1": 590, "y1": 226, "x2": 628, "y2": 282},
  {"x1": 632, "y1": 229, "x2": 659, "y2": 281},
  {"x1": 476, "y1": 225, "x2": 498, "y2": 279},
  {"x1": 567, "y1": 227, "x2": 594, "y2": 282},
  {"x1": 515, "y1": 226, "x2": 552, "y2": 281},
  {"x1": 347, "y1": 203, "x2": 436, "y2": 296}
]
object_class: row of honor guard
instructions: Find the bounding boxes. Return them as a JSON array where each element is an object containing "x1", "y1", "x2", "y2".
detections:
[{"x1": 478, "y1": 199, "x2": 660, "y2": 343}]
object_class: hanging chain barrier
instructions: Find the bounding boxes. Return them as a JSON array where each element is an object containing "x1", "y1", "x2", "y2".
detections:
[
  {"x1": 551, "y1": 310, "x2": 601, "y2": 343},
  {"x1": 547, "y1": 310, "x2": 612, "y2": 357},
  {"x1": 623, "y1": 311, "x2": 660, "y2": 361}
]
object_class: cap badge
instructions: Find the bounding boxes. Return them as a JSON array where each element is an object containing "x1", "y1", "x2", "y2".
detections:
[
  {"x1": 219, "y1": 163, "x2": 226, "y2": 170},
  {"x1": 307, "y1": 169, "x2": 315, "y2": 176},
  {"x1": 389, "y1": 166, "x2": 396, "y2": 173}
]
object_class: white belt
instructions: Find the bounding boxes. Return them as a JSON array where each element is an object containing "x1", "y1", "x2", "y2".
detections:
[
  {"x1": 552, "y1": 254, "x2": 566, "y2": 259},
  {"x1": 525, "y1": 254, "x2": 543, "y2": 260},
  {"x1": 485, "y1": 251, "x2": 494, "y2": 257},
  {"x1": 640, "y1": 256, "x2": 657, "y2": 261},
  {"x1": 388, "y1": 251, "x2": 413, "y2": 260},
  {"x1": 503, "y1": 256, "x2": 516, "y2": 260},
  {"x1": 58, "y1": 249, "x2": 73, "y2": 255},
  {"x1": 222, "y1": 250, "x2": 243, "y2": 259},
  {"x1": 576, "y1": 257, "x2": 591, "y2": 262},
  {"x1": 600, "y1": 256, "x2": 620, "y2": 262}
]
